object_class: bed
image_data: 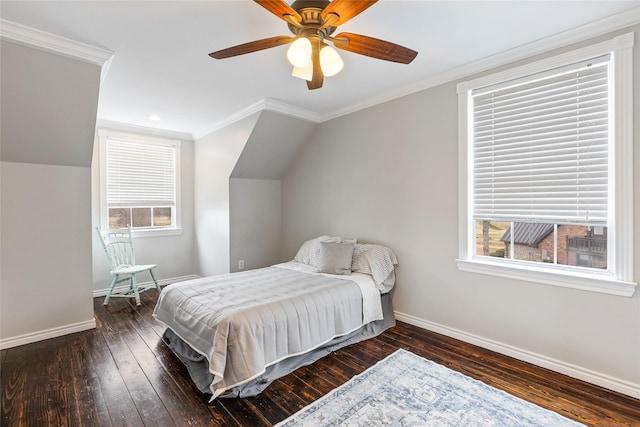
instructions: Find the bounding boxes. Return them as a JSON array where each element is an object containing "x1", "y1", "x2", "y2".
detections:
[{"x1": 153, "y1": 236, "x2": 398, "y2": 400}]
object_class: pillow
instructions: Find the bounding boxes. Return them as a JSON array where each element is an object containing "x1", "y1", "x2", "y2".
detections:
[
  {"x1": 317, "y1": 242, "x2": 355, "y2": 275},
  {"x1": 352, "y1": 243, "x2": 399, "y2": 293},
  {"x1": 294, "y1": 236, "x2": 341, "y2": 267},
  {"x1": 294, "y1": 235, "x2": 358, "y2": 269}
]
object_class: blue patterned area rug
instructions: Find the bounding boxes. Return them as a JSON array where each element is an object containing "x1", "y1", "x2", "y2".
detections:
[{"x1": 276, "y1": 349, "x2": 584, "y2": 426}]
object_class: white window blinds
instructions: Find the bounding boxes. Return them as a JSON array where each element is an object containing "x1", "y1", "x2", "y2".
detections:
[
  {"x1": 472, "y1": 55, "x2": 610, "y2": 225},
  {"x1": 106, "y1": 138, "x2": 177, "y2": 207}
]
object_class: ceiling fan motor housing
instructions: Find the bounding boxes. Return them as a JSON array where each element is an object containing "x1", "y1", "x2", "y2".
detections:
[{"x1": 288, "y1": 1, "x2": 337, "y2": 40}]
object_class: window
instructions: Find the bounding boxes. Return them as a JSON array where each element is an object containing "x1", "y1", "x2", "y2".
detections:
[
  {"x1": 456, "y1": 33, "x2": 636, "y2": 296},
  {"x1": 99, "y1": 129, "x2": 181, "y2": 235}
]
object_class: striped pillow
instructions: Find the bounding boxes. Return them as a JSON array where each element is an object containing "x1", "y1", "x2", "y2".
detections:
[{"x1": 352, "y1": 243, "x2": 398, "y2": 293}]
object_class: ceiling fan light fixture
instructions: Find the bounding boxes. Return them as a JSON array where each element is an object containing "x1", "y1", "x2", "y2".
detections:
[
  {"x1": 209, "y1": 0, "x2": 418, "y2": 90},
  {"x1": 287, "y1": 37, "x2": 312, "y2": 68},
  {"x1": 319, "y1": 44, "x2": 343, "y2": 77}
]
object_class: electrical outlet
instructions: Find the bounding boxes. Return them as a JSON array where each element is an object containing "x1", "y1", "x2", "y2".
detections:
[{"x1": 238, "y1": 259, "x2": 245, "y2": 270}]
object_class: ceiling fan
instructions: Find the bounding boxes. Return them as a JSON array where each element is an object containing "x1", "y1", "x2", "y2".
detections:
[{"x1": 209, "y1": 0, "x2": 418, "y2": 90}]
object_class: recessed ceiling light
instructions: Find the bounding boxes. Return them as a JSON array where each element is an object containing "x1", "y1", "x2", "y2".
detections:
[{"x1": 149, "y1": 114, "x2": 161, "y2": 121}]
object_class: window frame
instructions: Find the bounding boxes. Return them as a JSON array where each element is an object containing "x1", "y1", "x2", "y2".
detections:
[
  {"x1": 456, "y1": 33, "x2": 636, "y2": 297},
  {"x1": 98, "y1": 129, "x2": 182, "y2": 237}
]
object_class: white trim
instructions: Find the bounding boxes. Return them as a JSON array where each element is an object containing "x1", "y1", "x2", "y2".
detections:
[
  {"x1": 457, "y1": 89, "x2": 473, "y2": 263},
  {"x1": 193, "y1": 97, "x2": 322, "y2": 140},
  {"x1": 456, "y1": 33, "x2": 633, "y2": 93},
  {"x1": 97, "y1": 119, "x2": 193, "y2": 142},
  {"x1": 0, "y1": 319, "x2": 96, "y2": 350},
  {"x1": 0, "y1": 19, "x2": 113, "y2": 66},
  {"x1": 612, "y1": 33, "x2": 635, "y2": 283},
  {"x1": 193, "y1": 99, "x2": 264, "y2": 139},
  {"x1": 0, "y1": 19, "x2": 114, "y2": 85},
  {"x1": 92, "y1": 274, "x2": 199, "y2": 297},
  {"x1": 456, "y1": 259, "x2": 637, "y2": 297},
  {"x1": 263, "y1": 98, "x2": 323, "y2": 123},
  {"x1": 130, "y1": 227, "x2": 183, "y2": 238},
  {"x1": 394, "y1": 311, "x2": 640, "y2": 399}
]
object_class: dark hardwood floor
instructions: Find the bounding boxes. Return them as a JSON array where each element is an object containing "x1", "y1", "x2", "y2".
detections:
[{"x1": 2, "y1": 291, "x2": 639, "y2": 426}]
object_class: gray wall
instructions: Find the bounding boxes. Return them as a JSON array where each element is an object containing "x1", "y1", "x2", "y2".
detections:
[
  {"x1": 0, "y1": 41, "x2": 100, "y2": 345},
  {"x1": 281, "y1": 26, "x2": 640, "y2": 394},
  {"x1": 194, "y1": 113, "x2": 259, "y2": 277},
  {"x1": 229, "y1": 178, "x2": 282, "y2": 272}
]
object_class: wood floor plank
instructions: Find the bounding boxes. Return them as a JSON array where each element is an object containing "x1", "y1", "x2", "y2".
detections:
[
  {"x1": 0, "y1": 349, "x2": 7, "y2": 375},
  {"x1": 1, "y1": 291, "x2": 638, "y2": 426},
  {"x1": 67, "y1": 331, "x2": 111, "y2": 427},
  {"x1": 1, "y1": 345, "x2": 27, "y2": 426},
  {"x1": 22, "y1": 341, "x2": 55, "y2": 426},
  {"x1": 240, "y1": 397, "x2": 286, "y2": 427},
  {"x1": 45, "y1": 336, "x2": 78, "y2": 426}
]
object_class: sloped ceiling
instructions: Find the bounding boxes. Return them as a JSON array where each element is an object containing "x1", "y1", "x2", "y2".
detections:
[
  {"x1": 0, "y1": 41, "x2": 101, "y2": 167},
  {"x1": 231, "y1": 110, "x2": 317, "y2": 180}
]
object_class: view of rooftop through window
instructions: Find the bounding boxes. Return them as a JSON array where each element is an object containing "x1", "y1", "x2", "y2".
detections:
[{"x1": 475, "y1": 221, "x2": 607, "y2": 270}]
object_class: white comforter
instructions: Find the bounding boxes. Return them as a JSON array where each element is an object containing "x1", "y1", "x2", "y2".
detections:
[{"x1": 153, "y1": 262, "x2": 382, "y2": 399}]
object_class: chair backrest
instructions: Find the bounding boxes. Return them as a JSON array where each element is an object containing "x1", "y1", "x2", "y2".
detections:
[{"x1": 96, "y1": 226, "x2": 136, "y2": 271}]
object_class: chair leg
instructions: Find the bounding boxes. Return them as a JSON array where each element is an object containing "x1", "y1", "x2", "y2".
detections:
[
  {"x1": 104, "y1": 275, "x2": 119, "y2": 305},
  {"x1": 131, "y1": 274, "x2": 141, "y2": 306},
  {"x1": 150, "y1": 269, "x2": 161, "y2": 292}
]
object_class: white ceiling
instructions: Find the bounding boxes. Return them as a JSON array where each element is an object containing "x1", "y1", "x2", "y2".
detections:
[{"x1": 2, "y1": 1, "x2": 639, "y2": 139}]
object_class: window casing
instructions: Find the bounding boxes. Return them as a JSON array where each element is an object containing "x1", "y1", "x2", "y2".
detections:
[
  {"x1": 99, "y1": 129, "x2": 181, "y2": 236},
  {"x1": 456, "y1": 33, "x2": 636, "y2": 296}
]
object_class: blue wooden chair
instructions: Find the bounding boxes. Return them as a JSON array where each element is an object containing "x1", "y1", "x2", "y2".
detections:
[{"x1": 96, "y1": 226, "x2": 160, "y2": 306}]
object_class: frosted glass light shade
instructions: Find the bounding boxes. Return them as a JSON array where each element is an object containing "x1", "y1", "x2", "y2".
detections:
[
  {"x1": 287, "y1": 37, "x2": 312, "y2": 68},
  {"x1": 320, "y1": 45, "x2": 343, "y2": 77},
  {"x1": 292, "y1": 62, "x2": 313, "y2": 81}
]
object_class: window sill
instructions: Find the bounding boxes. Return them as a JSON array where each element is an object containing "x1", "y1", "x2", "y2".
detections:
[
  {"x1": 456, "y1": 258, "x2": 637, "y2": 297},
  {"x1": 131, "y1": 227, "x2": 183, "y2": 238}
]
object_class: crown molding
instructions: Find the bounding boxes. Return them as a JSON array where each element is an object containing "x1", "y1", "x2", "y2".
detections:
[
  {"x1": 193, "y1": 97, "x2": 322, "y2": 140},
  {"x1": 263, "y1": 98, "x2": 323, "y2": 123},
  {"x1": 97, "y1": 119, "x2": 194, "y2": 142},
  {"x1": 0, "y1": 19, "x2": 114, "y2": 66},
  {"x1": 322, "y1": 6, "x2": 640, "y2": 122}
]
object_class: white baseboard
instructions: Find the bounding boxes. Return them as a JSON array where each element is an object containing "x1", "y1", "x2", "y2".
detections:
[
  {"x1": 92, "y1": 274, "x2": 199, "y2": 297},
  {"x1": 394, "y1": 311, "x2": 640, "y2": 399},
  {"x1": 0, "y1": 318, "x2": 96, "y2": 350}
]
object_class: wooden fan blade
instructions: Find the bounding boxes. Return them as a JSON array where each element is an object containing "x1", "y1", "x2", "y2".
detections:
[
  {"x1": 321, "y1": 0, "x2": 377, "y2": 27},
  {"x1": 333, "y1": 32, "x2": 418, "y2": 64},
  {"x1": 209, "y1": 36, "x2": 295, "y2": 59},
  {"x1": 306, "y1": 38, "x2": 324, "y2": 90},
  {"x1": 254, "y1": 0, "x2": 302, "y2": 26}
]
